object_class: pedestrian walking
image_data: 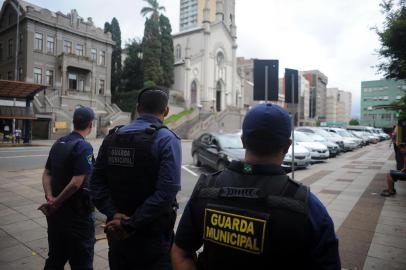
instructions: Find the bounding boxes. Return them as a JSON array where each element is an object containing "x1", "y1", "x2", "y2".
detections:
[
  {"x1": 171, "y1": 103, "x2": 341, "y2": 270},
  {"x1": 38, "y1": 107, "x2": 96, "y2": 270},
  {"x1": 91, "y1": 86, "x2": 181, "y2": 270},
  {"x1": 14, "y1": 128, "x2": 22, "y2": 144}
]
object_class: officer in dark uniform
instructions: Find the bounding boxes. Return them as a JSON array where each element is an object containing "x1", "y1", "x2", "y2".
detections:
[
  {"x1": 91, "y1": 86, "x2": 181, "y2": 270},
  {"x1": 38, "y1": 107, "x2": 96, "y2": 270},
  {"x1": 171, "y1": 104, "x2": 341, "y2": 270}
]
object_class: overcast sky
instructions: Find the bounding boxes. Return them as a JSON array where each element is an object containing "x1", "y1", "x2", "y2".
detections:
[{"x1": 25, "y1": 0, "x2": 386, "y2": 117}]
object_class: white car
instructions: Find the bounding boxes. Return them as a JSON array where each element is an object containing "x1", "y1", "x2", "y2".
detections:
[
  {"x1": 283, "y1": 143, "x2": 312, "y2": 169},
  {"x1": 323, "y1": 128, "x2": 362, "y2": 149},
  {"x1": 294, "y1": 131, "x2": 330, "y2": 161}
]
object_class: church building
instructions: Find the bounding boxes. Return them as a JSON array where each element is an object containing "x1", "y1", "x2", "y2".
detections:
[{"x1": 172, "y1": 0, "x2": 244, "y2": 112}]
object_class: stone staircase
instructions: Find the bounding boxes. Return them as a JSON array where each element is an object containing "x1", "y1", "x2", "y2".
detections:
[
  {"x1": 172, "y1": 107, "x2": 245, "y2": 139},
  {"x1": 33, "y1": 90, "x2": 131, "y2": 138}
]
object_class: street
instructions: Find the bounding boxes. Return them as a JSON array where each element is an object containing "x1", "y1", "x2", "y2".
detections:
[{"x1": 0, "y1": 141, "x2": 406, "y2": 269}]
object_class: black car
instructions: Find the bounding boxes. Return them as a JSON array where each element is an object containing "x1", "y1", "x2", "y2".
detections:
[{"x1": 192, "y1": 132, "x2": 244, "y2": 171}]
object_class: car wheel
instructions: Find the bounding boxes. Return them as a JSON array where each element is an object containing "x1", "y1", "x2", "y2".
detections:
[
  {"x1": 193, "y1": 153, "x2": 201, "y2": 167},
  {"x1": 217, "y1": 161, "x2": 226, "y2": 171}
]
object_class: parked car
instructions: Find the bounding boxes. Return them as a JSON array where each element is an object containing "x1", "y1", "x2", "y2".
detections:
[
  {"x1": 323, "y1": 128, "x2": 362, "y2": 150},
  {"x1": 374, "y1": 128, "x2": 390, "y2": 140},
  {"x1": 304, "y1": 133, "x2": 340, "y2": 157},
  {"x1": 347, "y1": 126, "x2": 381, "y2": 142},
  {"x1": 283, "y1": 143, "x2": 312, "y2": 170},
  {"x1": 192, "y1": 132, "x2": 244, "y2": 171},
  {"x1": 294, "y1": 131, "x2": 329, "y2": 162},
  {"x1": 296, "y1": 127, "x2": 344, "y2": 152},
  {"x1": 348, "y1": 130, "x2": 369, "y2": 146}
]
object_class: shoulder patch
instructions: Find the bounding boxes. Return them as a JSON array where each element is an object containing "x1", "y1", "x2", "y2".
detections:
[{"x1": 87, "y1": 154, "x2": 94, "y2": 165}]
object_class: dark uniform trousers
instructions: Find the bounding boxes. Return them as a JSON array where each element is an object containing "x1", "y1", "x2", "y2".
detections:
[
  {"x1": 106, "y1": 231, "x2": 172, "y2": 270},
  {"x1": 44, "y1": 208, "x2": 95, "y2": 270}
]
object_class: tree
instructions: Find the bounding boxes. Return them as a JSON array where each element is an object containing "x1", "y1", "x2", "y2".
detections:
[
  {"x1": 141, "y1": 0, "x2": 165, "y2": 20},
  {"x1": 349, "y1": 119, "x2": 360, "y2": 125},
  {"x1": 376, "y1": 0, "x2": 406, "y2": 79},
  {"x1": 104, "y1": 22, "x2": 111, "y2": 33},
  {"x1": 142, "y1": 17, "x2": 162, "y2": 84},
  {"x1": 104, "y1": 18, "x2": 122, "y2": 97},
  {"x1": 121, "y1": 40, "x2": 144, "y2": 92},
  {"x1": 159, "y1": 14, "x2": 174, "y2": 87}
]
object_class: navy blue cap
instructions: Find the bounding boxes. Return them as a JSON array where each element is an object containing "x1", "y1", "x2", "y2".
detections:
[
  {"x1": 73, "y1": 107, "x2": 95, "y2": 126},
  {"x1": 242, "y1": 103, "x2": 291, "y2": 142}
]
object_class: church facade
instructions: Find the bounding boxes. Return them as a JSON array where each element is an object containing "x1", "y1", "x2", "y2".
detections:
[{"x1": 172, "y1": 0, "x2": 244, "y2": 112}]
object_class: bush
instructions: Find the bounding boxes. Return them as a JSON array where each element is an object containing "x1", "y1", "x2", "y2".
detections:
[{"x1": 164, "y1": 108, "x2": 194, "y2": 125}]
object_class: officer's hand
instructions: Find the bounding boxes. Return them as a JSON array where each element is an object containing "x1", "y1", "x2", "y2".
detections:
[
  {"x1": 45, "y1": 194, "x2": 55, "y2": 203},
  {"x1": 38, "y1": 202, "x2": 58, "y2": 216},
  {"x1": 112, "y1": 213, "x2": 129, "y2": 221},
  {"x1": 106, "y1": 219, "x2": 131, "y2": 240},
  {"x1": 38, "y1": 203, "x2": 50, "y2": 216},
  {"x1": 106, "y1": 219, "x2": 123, "y2": 231}
]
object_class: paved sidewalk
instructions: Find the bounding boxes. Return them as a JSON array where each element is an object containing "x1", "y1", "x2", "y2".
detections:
[{"x1": 0, "y1": 141, "x2": 405, "y2": 269}]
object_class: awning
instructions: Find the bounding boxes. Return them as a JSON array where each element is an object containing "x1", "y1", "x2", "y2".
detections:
[
  {"x1": 0, "y1": 105, "x2": 36, "y2": 120},
  {"x1": 0, "y1": 80, "x2": 47, "y2": 99}
]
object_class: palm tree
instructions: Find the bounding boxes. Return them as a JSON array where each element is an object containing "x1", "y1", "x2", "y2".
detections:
[{"x1": 140, "y1": 0, "x2": 165, "y2": 20}]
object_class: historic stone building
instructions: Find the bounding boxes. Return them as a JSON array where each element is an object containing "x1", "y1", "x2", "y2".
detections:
[
  {"x1": 0, "y1": 0, "x2": 130, "y2": 139},
  {"x1": 172, "y1": 0, "x2": 244, "y2": 112}
]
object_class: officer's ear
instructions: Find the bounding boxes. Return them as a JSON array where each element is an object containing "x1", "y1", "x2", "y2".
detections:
[
  {"x1": 282, "y1": 139, "x2": 292, "y2": 155},
  {"x1": 241, "y1": 135, "x2": 246, "y2": 149},
  {"x1": 163, "y1": 106, "x2": 169, "y2": 117}
]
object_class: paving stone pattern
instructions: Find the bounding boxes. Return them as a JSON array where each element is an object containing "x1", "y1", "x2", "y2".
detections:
[{"x1": 0, "y1": 141, "x2": 405, "y2": 269}]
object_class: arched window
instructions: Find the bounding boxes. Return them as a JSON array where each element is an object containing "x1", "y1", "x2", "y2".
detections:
[
  {"x1": 216, "y1": 81, "x2": 222, "y2": 112},
  {"x1": 216, "y1": 51, "x2": 224, "y2": 67},
  {"x1": 175, "y1": 44, "x2": 182, "y2": 61},
  {"x1": 191, "y1": 80, "x2": 197, "y2": 105}
]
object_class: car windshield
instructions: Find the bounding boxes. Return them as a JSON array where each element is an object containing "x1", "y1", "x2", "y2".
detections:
[
  {"x1": 337, "y1": 130, "x2": 352, "y2": 137},
  {"x1": 217, "y1": 134, "x2": 243, "y2": 149},
  {"x1": 328, "y1": 132, "x2": 343, "y2": 139},
  {"x1": 353, "y1": 131, "x2": 363, "y2": 137},
  {"x1": 307, "y1": 133, "x2": 327, "y2": 142},
  {"x1": 316, "y1": 129, "x2": 333, "y2": 138},
  {"x1": 294, "y1": 131, "x2": 314, "y2": 142}
]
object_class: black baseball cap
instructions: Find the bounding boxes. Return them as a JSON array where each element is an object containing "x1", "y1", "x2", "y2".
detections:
[
  {"x1": 137, "y1": 86, "x2": 169, "y2": 103},
  {"x1": 73, "y1": 106, "x2": 95, "y2": 126}
]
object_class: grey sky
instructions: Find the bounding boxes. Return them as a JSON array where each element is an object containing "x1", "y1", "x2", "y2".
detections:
[{"x1": 25, "y1": 0, "x2": 386, "y2": 117}]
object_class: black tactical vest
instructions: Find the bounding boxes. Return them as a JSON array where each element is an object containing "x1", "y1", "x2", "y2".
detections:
[
  {"x1": 103, "y1": 124, "x2": 164, "y2": 216},
  {"x1": 191, "y1": 162, "x2": 314, "y2": 270},
  {"x1": 49, "y1": 138, "x2": 93, "y2": 215}
]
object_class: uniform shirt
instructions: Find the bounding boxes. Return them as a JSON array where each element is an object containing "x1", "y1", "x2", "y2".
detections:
[
  {"x1": 45, "y1": 131, "x2": 94, "y2": 177},
  {"x1": 175, "y1": 162, "x2": 341, "y2": 269},
  {"x1": 91, "y1": 114, "x2": 182, "y2": 231}
]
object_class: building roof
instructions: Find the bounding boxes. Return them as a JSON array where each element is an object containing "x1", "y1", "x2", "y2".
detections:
[{"x1": 0, "y1": 80, "x2": 47, "y2": 99}]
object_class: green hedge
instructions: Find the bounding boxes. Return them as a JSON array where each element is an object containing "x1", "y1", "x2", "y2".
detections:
[{"x1": 164, "y1": 108, "x2": 194, "y2": 125}]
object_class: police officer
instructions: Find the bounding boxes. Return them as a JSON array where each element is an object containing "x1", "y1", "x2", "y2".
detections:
[
  {"x1": 171, "y1": 104, "x2": 341, "y2": 270},
  {"x1": 38, "y1": 107, "x2": 96, "y2": 270},
  {"x1": 91, "y1": 86, "x2": 181, "y2": 270}
]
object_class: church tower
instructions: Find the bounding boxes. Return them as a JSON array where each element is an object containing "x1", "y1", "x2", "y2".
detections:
[{"x1": 173, "y1": 0, "x2": 242, "y2": 112}]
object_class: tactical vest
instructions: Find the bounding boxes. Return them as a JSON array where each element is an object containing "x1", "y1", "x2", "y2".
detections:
[
  {"x1": 191, "y1": 165, "x2": 314, "y2": 270},
  {"x1": 50, "y1": 138, "x2": 93, "y2": 215},
  {"x1": 103, "y1": 124, "x2": 168, "y2": 218}
]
